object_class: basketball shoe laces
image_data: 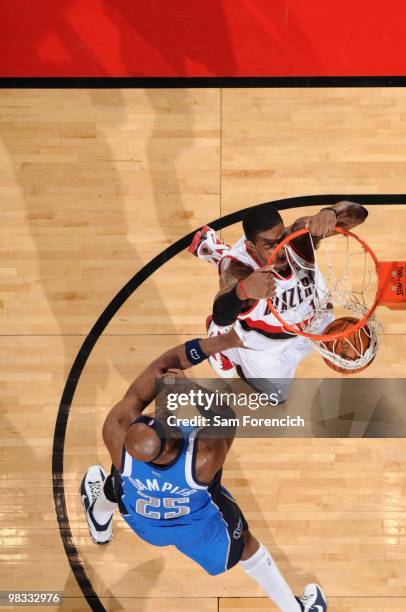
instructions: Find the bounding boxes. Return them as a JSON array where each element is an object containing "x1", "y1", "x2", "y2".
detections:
[
  {"x1": 297, "y1": 591, "x2": 317, "y2": 609},
  {"x1": 88, "y1": 480, "x2": 102, "y2": 501}
]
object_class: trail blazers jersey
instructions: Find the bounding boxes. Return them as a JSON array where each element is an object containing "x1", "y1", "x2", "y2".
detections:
[{"x1": 220, "y1": 236, "x2": 327, "y2": 349}]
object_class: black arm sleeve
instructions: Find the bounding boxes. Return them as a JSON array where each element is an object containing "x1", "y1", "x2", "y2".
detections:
[{"x1": 212, "y1": 284, "x2": 245, "y2": 326}]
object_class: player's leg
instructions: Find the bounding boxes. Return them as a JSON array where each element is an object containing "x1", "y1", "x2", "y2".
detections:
[
  {"x1": 80, "y1": 465, "x2": 118, "y2": 544},
  {"x1": 206, "y1": 318, "x2": 314, "y2": 397},
  {"x1": 189, "y1": 226, "x2": 240, "y2": 377},
  {"x1": 175, "y1": 490, "x2": 327, "y2": 611},
  {"x1": 215, "y1": 488, "x2": 304, "y2": 610},
  {"x1": 224, "y1": 335, "x2": 314, "y2": 400},
  {"x1": 174, "y1": 484, "x2": 247, "y2": 575},
  {"x1": 240, "y1": 531, "x2": 327, "y2": 612}
]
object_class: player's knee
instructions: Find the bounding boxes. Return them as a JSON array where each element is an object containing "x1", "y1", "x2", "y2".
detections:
[{"x1": 241, "y1": 530, "x2": 260, "y2": 561}]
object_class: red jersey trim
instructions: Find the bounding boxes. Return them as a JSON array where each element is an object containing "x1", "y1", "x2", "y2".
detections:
[
  {"x1": 242, "y1": 314, "x2": 314, "y2": 334},
  {"x1": 242, "y1": 317, "x2": 285, "y2": 334}
]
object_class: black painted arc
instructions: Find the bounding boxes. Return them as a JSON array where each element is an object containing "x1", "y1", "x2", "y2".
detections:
[
  {"x1": 52, "y1": 195, "x2": 406, "y2": 611},
  {"x1": 3, "y1": 76, "x2": 406, "y2": 88}
]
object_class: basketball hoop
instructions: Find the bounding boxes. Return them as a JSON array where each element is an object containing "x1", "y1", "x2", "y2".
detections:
[{"x1": 267, "y1": 226, "x2": 406, "y2": 372}]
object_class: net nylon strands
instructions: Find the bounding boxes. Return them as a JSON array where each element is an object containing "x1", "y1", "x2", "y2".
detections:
[{"x1": 267, "y1": 227, "x2": 382, "y2": 371}]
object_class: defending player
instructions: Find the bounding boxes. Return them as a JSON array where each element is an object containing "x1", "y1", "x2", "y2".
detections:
[
  {"x1": 81, "y1": 332, "x2": 327, "y2": 611},
  {"x1": 189, "y1": 201, "x2": 368, "y2": 396}
]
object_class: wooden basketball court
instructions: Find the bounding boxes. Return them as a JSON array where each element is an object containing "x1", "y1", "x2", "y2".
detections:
[{"x1": 1, "y1": 87, "x2": 406, "y2": 611}]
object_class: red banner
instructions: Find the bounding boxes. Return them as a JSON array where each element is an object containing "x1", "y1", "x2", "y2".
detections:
[{"x1": 1, "y1": 0, "x2": 406, "y2": 77}]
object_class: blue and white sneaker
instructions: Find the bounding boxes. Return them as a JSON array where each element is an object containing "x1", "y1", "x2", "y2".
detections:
[
  {"x1": 80, "y1": 465, "x2": 113, "y2": 544},
  {"x1": 296, "y1": 583, "x2": 327, "y2": 611}
]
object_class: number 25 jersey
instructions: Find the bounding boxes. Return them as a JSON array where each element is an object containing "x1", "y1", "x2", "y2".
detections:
[{"x1": 118, "y1": 428, "x2": 222, "y2": 530}]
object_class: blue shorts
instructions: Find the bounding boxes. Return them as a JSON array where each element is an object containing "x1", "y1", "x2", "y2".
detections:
[{"x1": 120, "y1": 486, "x2": 248, "y2": 576}]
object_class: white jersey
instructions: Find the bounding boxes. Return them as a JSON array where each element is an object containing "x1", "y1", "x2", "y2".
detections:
[{"x1": 220, "y1": 236, "x2": 327, "y2": 351}]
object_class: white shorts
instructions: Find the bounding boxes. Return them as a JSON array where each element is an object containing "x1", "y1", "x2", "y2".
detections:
[{"x1": 208, "y1": 319, "x2": 314, "y2": 380}]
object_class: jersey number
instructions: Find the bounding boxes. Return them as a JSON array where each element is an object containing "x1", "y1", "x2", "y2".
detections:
[{"x1": 135, "y1": 495, "x2": 191, "y2": 520}]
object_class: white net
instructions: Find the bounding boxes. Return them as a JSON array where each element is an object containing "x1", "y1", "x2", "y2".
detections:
[{"x1": 270, "y1": 231, "x2": 382, "y2": 371}]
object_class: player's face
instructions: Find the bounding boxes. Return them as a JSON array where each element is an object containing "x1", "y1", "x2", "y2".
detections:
[{"x1": 252, "y1": 223, "x2": 288, "y2": 269}]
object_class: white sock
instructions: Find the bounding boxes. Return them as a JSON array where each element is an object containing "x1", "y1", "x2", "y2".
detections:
[
  {"x1": 92, "y1": 487, "x2": 118, "y2": 524},
  {"x1": 239, "y1": 543, "x2": 300, "y2": 611}
]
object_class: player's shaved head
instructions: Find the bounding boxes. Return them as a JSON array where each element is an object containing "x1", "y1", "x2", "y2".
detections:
[{"x1": 125, "y1": 423, "x2": 162, "y2": 462}]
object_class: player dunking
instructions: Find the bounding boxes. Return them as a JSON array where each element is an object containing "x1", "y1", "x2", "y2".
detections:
[
  {"x1": 81, "y1": 331, "x2": 327, "y2": 611},
  {"x1": 189, "y1": 201, "x2": 368, "y2": 397}
]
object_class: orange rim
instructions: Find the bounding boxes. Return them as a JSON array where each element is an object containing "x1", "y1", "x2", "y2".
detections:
[{"x1": 267, "y1": 226, "x2": 380, "y2": 341}]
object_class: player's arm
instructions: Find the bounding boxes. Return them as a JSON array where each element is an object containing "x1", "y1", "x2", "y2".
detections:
[
  {"x1": 290, "y1": 200, "x2": 368, "y2": 259},
  {"x1": 194, "y1": 432, "x2": 235, "y2": 484},
  {"x1": 213, "y1": 258, "x2": 276, "y2": 326},
  {"x1": 157, "y1": 370, "x2": 237, "y2": 484},
  {"x1": 102, "y1": 331, "x2": 242, "y2": 467}
]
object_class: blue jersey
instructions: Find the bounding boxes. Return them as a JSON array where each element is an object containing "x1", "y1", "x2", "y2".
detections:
[
  {"x1": 118, "y1": 428, "x2": 219, "y2": 530},
  {"x1": 114, "y1": 428, "x2": 248, "y2": 575}
]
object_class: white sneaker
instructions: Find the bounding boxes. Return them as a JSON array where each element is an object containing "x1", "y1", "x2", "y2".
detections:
[
  {"x1": 296, "y1": 583, "x2": 327, "y2": 611},
  {"x1": 208, "y1": 351, "x2": 237, "y2": 378},
  {"x1": 188, "y1": 225, "x2": 230, "y2": 266},
  {"x1": 80, "y1": 465, "x2": 113, "y2": 544},
  {"x1": 206, "y1": 315, "x2": 237, "y2": 378}
]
